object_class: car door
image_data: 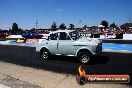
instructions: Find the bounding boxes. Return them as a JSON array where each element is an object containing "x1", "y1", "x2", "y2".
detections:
[
  {"x1": 58, "y1": 32, "x2": 75, "y2": 56},
  {"x1": 46, "y1": 33, "x2": 59, "y2": 54}
]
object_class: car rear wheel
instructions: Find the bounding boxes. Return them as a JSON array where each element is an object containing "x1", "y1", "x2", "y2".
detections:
[
  {"x1": 40, "y1": 48, "x2": 50, "y2": 60},
  {"x1": 77, "y1": 51, "x2": 91, "y2": 64}
]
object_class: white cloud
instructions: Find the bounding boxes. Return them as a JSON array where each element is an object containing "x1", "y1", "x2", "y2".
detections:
[{"x1": 56, "y1": 8, "x2": 62, "y2": 12}]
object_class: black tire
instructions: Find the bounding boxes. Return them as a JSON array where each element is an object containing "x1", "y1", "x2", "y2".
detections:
[
  {"x1": 77, "y1": 51, "x2": 91, "y2": 64},
  {"x1": 40, "y1": 48, "x2": 50, "y2": 60}
]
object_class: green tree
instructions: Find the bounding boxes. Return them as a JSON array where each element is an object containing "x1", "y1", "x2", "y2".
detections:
[
  {"x1": 100, "y1": 20, "x2": 108, "y2": 28},
  {"x1": 59, "y1": 23, "x2": 66, "y2": 30},
  {"x1": 51, "y1": 22, "x2": 57, "y2": 31},
  {"x1": 83, "y1": 25, "x2": 87, "y2": 30},
  {"x1": 120, "y1": 23, "x2": 132, "y2": 29},
  {"x1": 18, "y1": 28, "x2": 23, "y2": 34},
  {"x1": 69, "y1": 24, "x2": 74, "y2": 30},
  {"x1": 12, "y1": 23, "x2": 18, "y2": 33},
  {"x1": 110, "y1": 22, "x2": 117, "y2": 28}
]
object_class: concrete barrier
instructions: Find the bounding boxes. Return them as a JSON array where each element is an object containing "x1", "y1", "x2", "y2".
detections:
[
  {"x1": 102, "y1": 39, "x2": 132, "y2": 44},
  {"x1": 6, "y1": 35, "x2": 23, "y2": 38},
  {"x1": 123, "y1": 34, "x2": 132, "y2": 40}
]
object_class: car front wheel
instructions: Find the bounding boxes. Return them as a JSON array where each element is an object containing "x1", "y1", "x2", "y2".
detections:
[
  {"x1": 77, "y1": 51, "x2": 91, "y2": 64},
  {"x1": 40, "y1": 48, "x2": 50, "y2": 60}
]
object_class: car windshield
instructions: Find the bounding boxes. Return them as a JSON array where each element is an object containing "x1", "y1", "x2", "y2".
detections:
[{"x1": 69, "y1": 31, "x2": 81, "y2": 40}]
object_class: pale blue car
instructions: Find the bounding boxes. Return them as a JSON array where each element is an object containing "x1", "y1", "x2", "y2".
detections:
[{"x1": 37, "y1": 30, "x2": 102, "y2": 64}]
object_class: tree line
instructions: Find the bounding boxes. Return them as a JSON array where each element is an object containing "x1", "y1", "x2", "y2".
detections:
[{"x1": 6, "y1": 20, "x2": 132, "y2": 34}]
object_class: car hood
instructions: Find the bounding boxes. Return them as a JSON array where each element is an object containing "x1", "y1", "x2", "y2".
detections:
[{"x1": 75, "y1": 38, "x2": 102, "y2": 44}]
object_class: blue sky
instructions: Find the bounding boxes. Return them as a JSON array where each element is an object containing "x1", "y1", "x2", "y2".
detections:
[{"x1": 0, "y1": 0, "x2": 132, "y2": 30}]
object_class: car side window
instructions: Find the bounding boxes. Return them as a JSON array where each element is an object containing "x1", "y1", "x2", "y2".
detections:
[
  {"x1": 49, "y1": 33, "x2": 58, "y2": 40},
  {"x1": 66, "y1": 35, "x2": 71, "y2": 40},
  {"x1": 59, "y1": 32, "x2": 71, "y2": 40}
]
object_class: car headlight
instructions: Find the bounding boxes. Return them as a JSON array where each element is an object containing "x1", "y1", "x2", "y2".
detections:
[{"x1": 95, "y1": 39, "x2": 102, "y2": 44}]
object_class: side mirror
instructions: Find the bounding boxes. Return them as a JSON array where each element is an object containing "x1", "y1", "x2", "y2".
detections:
[
  {"x1": 46, "y1": 38, "x2": 49, "y2": 40},
  {"x1": 46, "y1": 36, "x2": 50, "y2": 40}
]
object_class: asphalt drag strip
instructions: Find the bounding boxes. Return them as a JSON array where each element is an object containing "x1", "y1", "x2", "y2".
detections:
[{"x1": 0, "y1": 44, "x2": 132, "y2": 87}]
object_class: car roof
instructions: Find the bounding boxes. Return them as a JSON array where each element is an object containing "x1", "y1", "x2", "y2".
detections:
[{"x1": 49, "y1": 30, "x2": 75, "y2": 34}]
